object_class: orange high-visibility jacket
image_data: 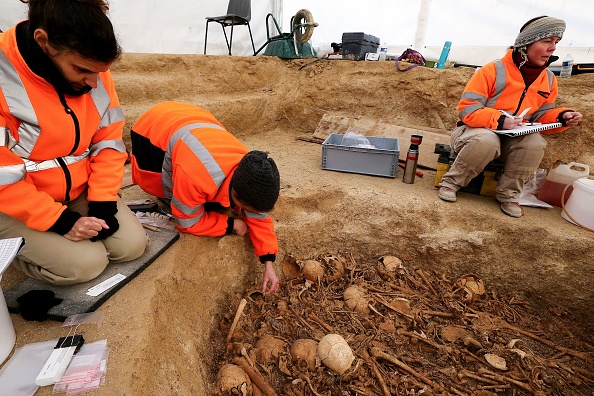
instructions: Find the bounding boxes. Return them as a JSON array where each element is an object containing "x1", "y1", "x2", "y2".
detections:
[
  {"x1": 458, "y1": 49, "x2": 571, "y2": 133},
  {"x1": 130, "y1": 102, "x2": 279, "y2": 261},
  {"x1": 0, "y1": 26, "x2": 127, "y2": 231}
]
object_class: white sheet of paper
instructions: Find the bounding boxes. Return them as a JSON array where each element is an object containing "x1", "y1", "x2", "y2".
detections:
[{"x1": 86, "y1": 274, "x2": 126, "y2": 297}]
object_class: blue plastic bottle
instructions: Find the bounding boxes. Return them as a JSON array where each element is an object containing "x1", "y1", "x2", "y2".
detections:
[{"x1": 437, "y1": 41, "x2": 452, "y2": 69}]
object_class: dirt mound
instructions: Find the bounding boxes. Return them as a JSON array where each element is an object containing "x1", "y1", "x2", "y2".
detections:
[{"x1": 112, "y1": 54, "x2": 594, "y2": 170}]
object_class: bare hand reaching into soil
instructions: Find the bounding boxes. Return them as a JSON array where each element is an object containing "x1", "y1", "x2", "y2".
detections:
[
  {"x1": 233, "y1": 218, "x2": 247, "y2": 236},
  {"x1": 262, "y1": 261, "x2": 279, "y2": 294}
]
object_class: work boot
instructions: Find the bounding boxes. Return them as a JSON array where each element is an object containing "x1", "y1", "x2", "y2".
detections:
[
  {"x1": 500, "y1": 202, "x2": 524, "y2": 218},
  {"x1": 438, "y1": 186, "x2": 457, "y2": 202}
]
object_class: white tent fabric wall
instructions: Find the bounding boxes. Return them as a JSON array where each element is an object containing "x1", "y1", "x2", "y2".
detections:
[
  {"x1": 109, "y1": 0, "x2": 279, "y2": 55},
  {"x1": 0, "y1": 0, "x2": 279, "y2": 56},
  {"x1": 282, "y1": 0, "x2": 594, "y2": 66},
  {"x1": 0, "y1": 2, "x2": 27, "y2": 31},
  {"x1": 1, "y1": 0, "x2": 592, "y2": 65}
]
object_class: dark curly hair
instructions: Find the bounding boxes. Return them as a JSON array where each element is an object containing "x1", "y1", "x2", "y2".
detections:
[{"x1": 20, "y1": 0, "x2": 121, "y2": 63}]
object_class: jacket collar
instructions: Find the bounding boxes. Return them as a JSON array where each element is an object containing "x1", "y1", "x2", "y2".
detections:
[{"x1": 505, "y1": 49, "x2": 549, "y2": 87}]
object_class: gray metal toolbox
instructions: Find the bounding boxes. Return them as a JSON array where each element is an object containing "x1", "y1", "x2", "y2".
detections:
[{"x1": 321, "y1": 134, "x2": 400, "y2": 178}]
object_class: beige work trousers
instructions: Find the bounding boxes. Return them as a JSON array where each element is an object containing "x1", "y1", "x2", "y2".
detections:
[
  {"x1": 439, "y1": 126, "x2": 547, "y2": 202},
  {"x1": 0, "y1": 193, "x2": 148, "y2": 285}
]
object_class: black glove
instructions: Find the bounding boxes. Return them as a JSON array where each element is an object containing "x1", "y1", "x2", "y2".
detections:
[
  {"x1": 16, "y1": 290, "x2": 63, "y2": 321},
  {"x1": 48, "y1": 208, "x2": 82, "y2": 235},
  {"x1": 88, "y1": 201, "x2": 119, "y2": 241}
]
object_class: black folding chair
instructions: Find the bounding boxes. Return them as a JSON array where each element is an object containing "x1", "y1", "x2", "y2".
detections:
[{"x1": 203, "y1": 0, "x2": 256, "y2": 55}]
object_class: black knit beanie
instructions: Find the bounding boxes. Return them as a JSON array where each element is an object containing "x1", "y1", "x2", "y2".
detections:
[{"x1": 232, "y1": 151, "x2": 280, "y2": 212}]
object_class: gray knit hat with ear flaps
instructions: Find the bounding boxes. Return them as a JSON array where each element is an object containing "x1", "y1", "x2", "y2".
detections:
[
  {"x1": 231, "y1": 151, "x2": 280, "y2": 212},
  {"x1": 514, "y1": 16, "x2": 565, "y2": 48}
]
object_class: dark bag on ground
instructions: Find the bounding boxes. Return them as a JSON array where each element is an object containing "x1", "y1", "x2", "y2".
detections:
[{"x1": 395, "y1": 48, "x2": 425, "y2": 71}]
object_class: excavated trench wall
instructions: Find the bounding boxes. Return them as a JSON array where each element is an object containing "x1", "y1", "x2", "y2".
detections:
[{"x1": 112, "y1": 54, "x2": 594, "y2": 395}]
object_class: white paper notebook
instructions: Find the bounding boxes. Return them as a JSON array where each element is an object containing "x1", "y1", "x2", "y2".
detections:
[
  {"x1": 0, "y1": 237, "x2": 25, "y2": 275},
  {"x1": 492, "y1": 122, "x2": 562, "y2": 137}
]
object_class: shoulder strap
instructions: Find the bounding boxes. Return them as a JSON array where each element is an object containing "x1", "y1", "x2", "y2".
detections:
[{"x1": 395, "y1": 59, "x2": 420, "y2": 72}]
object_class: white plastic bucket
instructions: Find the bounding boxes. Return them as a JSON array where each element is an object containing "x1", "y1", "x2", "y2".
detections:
[
  {"x1": 561, "y1": 177, "x2": 594, "y2": 231},
  {"x1": 0, "y1": 275, "x2": 17, "y2": 365}
]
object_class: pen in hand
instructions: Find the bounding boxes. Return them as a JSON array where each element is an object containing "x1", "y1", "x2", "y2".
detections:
[
  {"x1": 500, "y1": 111, "x2": 523, "y2": 129},
  {"x1": 500, "y1": 107, "x2": 531, "y2": 120},
  {"x1": 499, "y1": 110, "x2": 516, "y2": 120},
  {"x1": 499, "y1": 108, "x2": 531, "y2": 129}
]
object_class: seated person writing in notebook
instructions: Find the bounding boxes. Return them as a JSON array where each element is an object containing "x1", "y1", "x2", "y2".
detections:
[{"x1": 437, "y1": 16, "x2": 582, "y2": 218}]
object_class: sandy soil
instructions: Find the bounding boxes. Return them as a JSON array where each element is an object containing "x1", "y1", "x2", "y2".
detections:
[{"x1": 2, "y1": 54, "x2": 593, "y2": 395}]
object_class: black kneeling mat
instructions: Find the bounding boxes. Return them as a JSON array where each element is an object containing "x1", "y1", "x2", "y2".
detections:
[{"x1": 3, "y1": 228, "x2": 179, "y2": 321}]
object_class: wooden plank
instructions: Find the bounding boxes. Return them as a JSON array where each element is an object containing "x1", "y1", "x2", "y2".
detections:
[
  {"x1": 297, "y1": 134, "x2": 325, "y2": 144},
  {"x1": 311, "y1": 114, "x2": 451, "y2": 170}
]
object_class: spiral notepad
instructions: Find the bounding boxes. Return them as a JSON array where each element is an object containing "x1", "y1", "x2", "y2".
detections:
[
  {"x1": 0, "y1": 237, "x2": 25, "y2": 275},
  {"x1": 492, "y1": 122, "x2": 563, "y2": 137}
]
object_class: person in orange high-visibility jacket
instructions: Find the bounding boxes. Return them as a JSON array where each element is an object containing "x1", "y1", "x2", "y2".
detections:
[
  {"x1": 437, "y1": 16, "x2": 582, "y2": 218},
  {"x1": 0, "y1": 0, "x2": 147, "y2": 285},
  {"x1": 131, "y1": 102, "x2": 281, "y2": 295}
]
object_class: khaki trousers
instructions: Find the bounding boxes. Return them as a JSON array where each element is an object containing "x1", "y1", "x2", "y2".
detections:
[
  {"x1": 439, "y1": 126, "x2": 547, "y2": 202},
  {"x1": 0, "y1": 193, "x2": 148, "y2": 285}
]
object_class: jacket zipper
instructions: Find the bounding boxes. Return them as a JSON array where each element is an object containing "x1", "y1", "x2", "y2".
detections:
[
  {"x1": 56, "y1": 157, "x2": 72, "y2": 201},
  {"x1": 513, "y1": 87, "x2": 528, "y2": 115},
  {"x1": 58, "y1": 93, "x2": 81, "y2": 155},
  {"x1": 57, "y1": 93, "x2": 81, "y2": 201}
]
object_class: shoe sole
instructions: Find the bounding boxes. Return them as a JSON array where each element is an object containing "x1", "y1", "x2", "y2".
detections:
[
  {"x1": 439, "y1": 195, "x2": 457, "y2": 202},
  {"x1": 438, "y1": 192, "x2": 457, "y2": 202},
  {"x1": 500, "y1": 206, "x2": 523, "y2": 218}
]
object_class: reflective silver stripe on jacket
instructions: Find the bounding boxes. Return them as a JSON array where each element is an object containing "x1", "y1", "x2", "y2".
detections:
[
  {"x1": 459, "y1": 60, "x2": 506, "y2": 119},
  {"x1": 163, "y1": 122, "x2": 228, "y2": 229},
  {"x1": 91, "y1": 78, "x2": 124, "y2": 130},
  {"x1": 0, "y1": 49, "x2": 39, "y2": 158},
  {"x1": 0, "y1": 51, "x2": 30, "y2": 184},
  {"x1": 0, "y1": 50, "x2": 36, "y2": 125},
  {"x1": 0, "y1": 126, "x2": 7, "y2": 146},
  {"x1": 176, "y1": 214, "x2": 203, "y2": 228},
  {"x1": 170, "y1": 196, "x2": 203, "y2": 228},
  {"x1": 89, "y1": 139, "x2": 126, "y2": 157},
  {"x1": 460, "y1": 92, "x2": 486, "y2": 105},
  {"x1": 162, "y1": 122, "x2": 226, "y2": 200},
  {"x1": 546, "y1": 69, "x2": 554, "y2": 91},
  {"x1": 0, "y1": 49, "x2": 123, "y2": 178},
  {"x1": 90, "y1": 77, "x2": 111, "y2": 119},
  {"x1": 0, "y1": 164, "x2": 26, "y2": 186},
  {"x1": 172, "y1": 195, "x2": 203, "y2": 216},
  {"x1": 24, "y1": 150, "x2": 90, "y2": 172},
  {"x1": 458, "y1": 102, "x2": 483, "y2": 120},
  {"x1": 98, "y1": 106, "x2": 125, "y2": 129},
  {"x1": 485, "y1": 59, "x2": 507, "y2": 108},
  {"x1": 243, "y1": 210, "x2": 268, "y2": 219},
  {"x1": 531, "y1": 103, "x2": 555, "y2": 122}
]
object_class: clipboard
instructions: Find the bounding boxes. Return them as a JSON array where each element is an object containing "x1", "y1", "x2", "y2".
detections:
[{"x1": 491, "y1": 122, "x2": 563, "y2": 137}]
